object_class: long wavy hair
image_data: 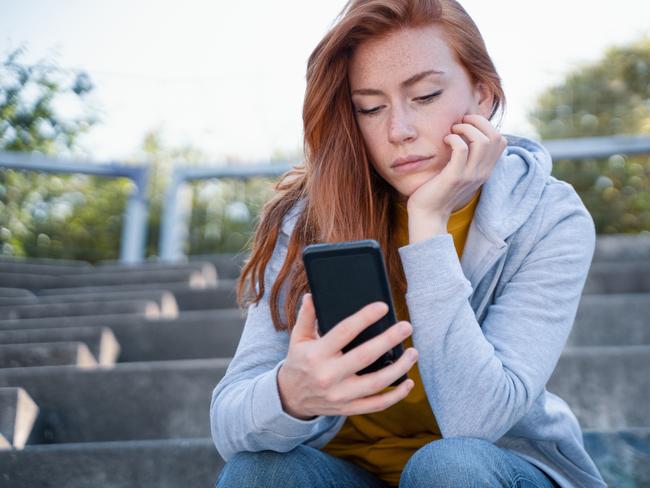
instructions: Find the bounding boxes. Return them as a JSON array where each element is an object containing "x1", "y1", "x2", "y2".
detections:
[{"x1": 236, "y1": 0, "x2": 506, "y2": 333}]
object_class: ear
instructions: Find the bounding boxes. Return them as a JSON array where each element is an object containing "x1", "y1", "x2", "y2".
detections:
[{"x1": 472, "y1": 81, "x2": 495, "y2": 119}]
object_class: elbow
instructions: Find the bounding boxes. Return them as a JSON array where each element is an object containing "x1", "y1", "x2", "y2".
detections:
[
  {"x1": 210, "y1": 387, "x2": 237, "y2": 463},
  {"x1": 437, "y1": 371, "x2": 534, "y2": 443}
]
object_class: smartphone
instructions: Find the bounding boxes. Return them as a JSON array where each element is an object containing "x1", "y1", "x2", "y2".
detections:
[{"x1": 302, "y1": 239, "x2": 407, "y2": 387}]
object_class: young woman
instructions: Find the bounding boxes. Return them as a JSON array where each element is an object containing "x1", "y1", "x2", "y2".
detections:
[{"x1": 210, "y1": 1, "x2": 606, "y2": 486}]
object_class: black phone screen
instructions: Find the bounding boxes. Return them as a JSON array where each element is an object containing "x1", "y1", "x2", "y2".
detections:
[{"x1": 302, "y1": 240, "x2": 406, "y2": 385}]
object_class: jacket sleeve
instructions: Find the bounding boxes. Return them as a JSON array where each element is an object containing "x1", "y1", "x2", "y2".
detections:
[
  {"x1": 209, "y1": 229, "x2": 343, "y2": 462},
  {"x1": 397, "y1": 182, "x2": 596, "y2": 442}
]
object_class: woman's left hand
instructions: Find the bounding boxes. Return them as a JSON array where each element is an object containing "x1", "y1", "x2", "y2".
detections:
[{"x1": 406, "y1": 114, "x2": 507, "y2": 222}]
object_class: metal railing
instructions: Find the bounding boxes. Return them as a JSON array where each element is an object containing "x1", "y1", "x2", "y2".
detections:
[
  {"x1": 2, "y1": 134, "x2": 649, "y2": 263},
  {"x1": 0, "y1": 151, "x2": 149, "y2": 263},
  {"x1": 158, "y1": 134, "x2": 650, "y2": 262},
  {"x1": 159, "y1": 162, "x2": 292, "y2": 262}
]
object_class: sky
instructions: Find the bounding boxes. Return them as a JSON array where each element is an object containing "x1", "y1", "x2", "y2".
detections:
[{"x1": 1, "y1": 0, "x2": 649, "y2": 164}]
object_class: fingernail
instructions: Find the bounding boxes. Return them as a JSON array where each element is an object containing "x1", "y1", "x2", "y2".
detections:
[{"x1": 407, "y1": 349, "x2": 418, "y2": 360}]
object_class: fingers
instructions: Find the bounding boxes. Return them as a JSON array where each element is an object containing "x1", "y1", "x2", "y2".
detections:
[
  {"x1": 290, "y1": 293, "x2": 319, "y2": 345},
  {"x1": 345, "y1": 344, "x2": 419, "y2": 399},
  {"x1": 340, "y1": 375, "x2": 415, "y2": 416},
  {"x1": 319, "y1": 301, "x2": 389, "y2": 356},
  {"x1": 449, "y1": 115, "x2": 507, "y2": 176},
  {"x1": 336, "y1": 320, "x2": 413, "y2": 379},
  {"x1": 451, "y1": 123, "x2": 489, "y2": 172},
  {"x1": 441, "y1": 133, "x2": 469, "y2": 180},
  {"x1": 461, "y1": 114, "x2": 508, "y2": 155},
  {"x1": 462, "y1": 114, "x2": 504, "y2": 143},
  {"x1": 451, "y1": 123, "x2": 489, "y2": 147}
]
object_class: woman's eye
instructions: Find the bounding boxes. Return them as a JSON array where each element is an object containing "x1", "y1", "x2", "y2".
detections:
[
  {"x1": 416, "y1": 90, "x2": 443, "y2": 103},
  {"x1": 356, "y1": 90, "x2": 443, "y2": 117},
  {"x1": 357, "y1": 106, "x2": 382, "y2": 116}
]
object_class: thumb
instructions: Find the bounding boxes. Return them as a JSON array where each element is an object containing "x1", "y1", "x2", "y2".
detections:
[{"x1": 290, "y1": 293, "x2": 320, "y2": 344}]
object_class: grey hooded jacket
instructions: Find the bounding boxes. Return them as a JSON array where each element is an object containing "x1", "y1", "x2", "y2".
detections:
[{"x1": 210, "y1": 134, "x2": 607, "y2": 488}]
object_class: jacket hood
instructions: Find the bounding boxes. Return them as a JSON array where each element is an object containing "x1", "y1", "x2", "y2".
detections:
[
  {"x1": 280, "y1": 134, "x2": 553, "y2": 241},
  {"x1": 474, "y1": 133, "x2": 552, "y2": 242}
]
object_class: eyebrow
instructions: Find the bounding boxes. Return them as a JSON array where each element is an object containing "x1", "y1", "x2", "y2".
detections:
[{"x1": 351, "y1": 69, "x2": 445, "y2": 96}]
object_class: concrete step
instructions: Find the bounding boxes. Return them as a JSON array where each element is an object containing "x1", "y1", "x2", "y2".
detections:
[
  {"x1": 0, "y1": 358, "x2": 229, "y2": 443},
  {"x1": 0, "y1": 263, "x2": 92, "y2": 275},
  {"x1": 0, "y1": 343, "x2": 98, "y2": 369},
  {"x1": 0, "y1": 430, "x2": 648, "y2": 488},
  {"x1": 568, "y1": 293, "x2": 650, "y2": 346},
  {"x1": 0, "y1": 288, "x2": 35, "y2": 299},
  {"x1": 0, "y1": 327, "x2": 120, "y2": 366},
  {"x1": 0, "y1": 299, "x2": 165, "y2": 321},
  {"x1": 34, "y1": 280, "x2": 213, "y2": 298},
  {"x1": 0, "y1": 437, "x2": 223, "y2": 488},
  {"x1": 584, "y1": 260, "x2": 650, "y2": 294},
  {"x1": 0, "y1": 257, "x2": 92, "y2": 272},
  {"x1": 0, "y1": 343, "x2": 644, "y2": 444},
  {"x1": 583, "y1": 427, "x2": 650, "y2": 487},
  {"x1": 0, "y1": 268, "x2": 211, "y2": 291},
  {"x1": 189, "y1": 252, "x2": 247, "y2": 280},
  {"x1": 0, "y1": 310, "x2": 163, "y2": 332},
  {"x1": 0, "y1": 309, "x2": 242, "y2": 361},
  {"x1": 84, "y1": 261, "x2": 217, "y2": 280},
  {"x1": 593, "y1": 233, "x2": 650, "y2": 262},
  {"x1": 168, "y1": 281, "x2": 238, "y2": 310},
  {"x1": 0, "y1": 259, "x2": 216, "y2": 280},
  {"x1": 0, "y1": 290, "x2": 178, "y2": 317},
  {"x1": 0, "y1": 387, "x2": 39, "y2": 450},
  {"x1": 548, "y1": 345, "x2": 650, "y2": 430},
  {"x1": 32, "y1": 281, "x2": 235, "y2": 311},
  {"x1": 97, "y1": 310, "x2": 243, "y2": 362}
]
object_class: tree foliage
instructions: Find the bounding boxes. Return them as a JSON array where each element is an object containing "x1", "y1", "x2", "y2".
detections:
[
  {"x1": 0, "y1": 47, "x2": 132, "y2": 260},
  {"x1": 0, "y1": 47, "x2": 279, "y2": 261},
  {"x1": 5, "y1": 34, "x2": 647, "y2": 263},
  {"x1": 530, "y1": 36, "x2": 650, "y2": 233}
]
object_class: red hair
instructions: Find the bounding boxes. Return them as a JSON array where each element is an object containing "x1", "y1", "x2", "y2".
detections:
[{"x1": 236, "y1": 0, "x2": 506, "y2": 332}]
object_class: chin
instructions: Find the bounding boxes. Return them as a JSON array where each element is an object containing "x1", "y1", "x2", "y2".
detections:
[{"x1": 399, "y1": 172, "x2": 435, "y2": 193}]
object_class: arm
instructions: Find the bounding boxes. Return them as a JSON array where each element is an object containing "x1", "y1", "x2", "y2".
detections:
[
  {"x1": 398, "y1": 183, "x2": 596, "y2": 442},
  {"x1": 209, "y1": 230, "x2": 343, "y2": 461}
]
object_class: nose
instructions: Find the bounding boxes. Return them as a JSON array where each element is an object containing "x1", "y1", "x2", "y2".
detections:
[{"x1": 388, "y1": 106, "x2": 417, "y2": 145}]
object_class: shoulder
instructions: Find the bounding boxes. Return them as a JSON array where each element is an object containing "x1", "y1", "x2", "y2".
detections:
[
  {"x1": 537, "y1": 176, "x2": 596, "y2": 243},
  {"x1": 262, "y1": 198, "x2": 306, "y2": 279},
  {"x1": 280, "y1": 197, "x2": 307, "y2": 237},
  {"x1": 504, "y1": 175, "x2": 596, "y2": 273}
]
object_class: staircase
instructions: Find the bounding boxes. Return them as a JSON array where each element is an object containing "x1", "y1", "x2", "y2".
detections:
[{"x1": 0, "y1": 235, "x2": 648, "y2": 487}]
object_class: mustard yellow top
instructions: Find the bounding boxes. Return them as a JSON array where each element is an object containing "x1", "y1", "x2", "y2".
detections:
[{"x1": 321, "y1": 187, "x2": 482, "y2": 486}]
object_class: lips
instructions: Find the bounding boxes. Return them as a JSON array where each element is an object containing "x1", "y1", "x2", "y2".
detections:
[
  {"x1": 391, "y1": 155, "x2": 434, "y2": 168},
  {"x1": 391, "y1": 156, "x2": 433, "y2": 174}
]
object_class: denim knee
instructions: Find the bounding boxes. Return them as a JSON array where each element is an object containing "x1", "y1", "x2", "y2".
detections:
[
  {"x1": 215, "y1": 446, "x2": 327, "y2": 488},
  {"x1": 400, "y1": 437, "x2": 510, "y2": 488},
  {"x1": 215, "y1": 449, "x2": 301, "y2": 487}
]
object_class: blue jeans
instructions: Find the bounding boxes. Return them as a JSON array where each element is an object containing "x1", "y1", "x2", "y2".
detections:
[{"x1": 215, "y1": 437, "x2": 561, "y2": 487}]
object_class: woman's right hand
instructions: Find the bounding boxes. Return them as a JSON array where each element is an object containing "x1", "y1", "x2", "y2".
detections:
[{"x1": 277, "y1": 293, "x2": 418, "y2": 420}]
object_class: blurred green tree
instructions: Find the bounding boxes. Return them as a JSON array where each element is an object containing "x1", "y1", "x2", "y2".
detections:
[
  {"x1": 529, "y1": 36, "x2": 650, "y2": 233},
  {"x1": 0, "y1": 46, "x2": 287, "y2": 262},
  {"x1": 0, "y1": 46, "x2": 135, "y2": 261}
]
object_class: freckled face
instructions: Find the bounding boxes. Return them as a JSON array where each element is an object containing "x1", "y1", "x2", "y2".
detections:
[{"x1": 348, "y1": 24, "x2": 489, "y2": 201}]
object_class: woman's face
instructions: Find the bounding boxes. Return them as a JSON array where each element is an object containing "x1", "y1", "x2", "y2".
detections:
[{"x1": 348, "y1": 24, "x2": 494, "y2": 202}]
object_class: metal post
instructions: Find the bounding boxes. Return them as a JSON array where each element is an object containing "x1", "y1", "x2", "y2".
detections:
[
  {"x1": 0, "y1": 151, "x2": 150, "y2": 264},
  {"x1": 120, "y1": 167, "x2": 150, "y2": 263}
]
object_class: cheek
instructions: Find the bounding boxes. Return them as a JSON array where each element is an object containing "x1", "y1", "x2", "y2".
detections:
[
  {"x1": 418, "y1": 107, "x2": 461, "y2": 138},
  {"x1": 359, "y1": 124, "x2": 385, "y2": 159}
]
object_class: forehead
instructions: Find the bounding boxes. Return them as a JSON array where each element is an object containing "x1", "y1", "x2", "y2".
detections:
[{"x1": 348, "y1": 24, "x2": 456, "y2": 87}]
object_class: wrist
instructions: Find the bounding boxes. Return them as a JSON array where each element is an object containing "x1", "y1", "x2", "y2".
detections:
[
  {"x1": 407, "y1": 212, "x2": 449, "y2": 244},
  {"x1": 277, "y1": 364, "x2": 316, "y2": 421}
]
